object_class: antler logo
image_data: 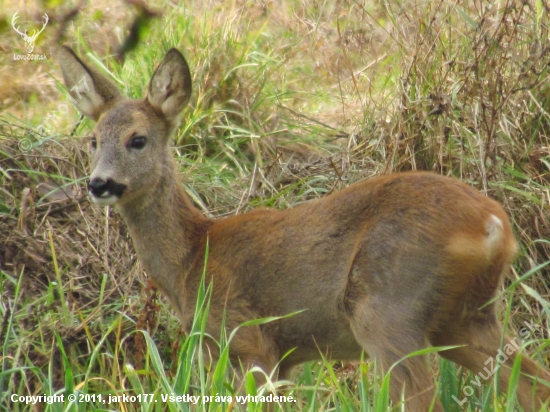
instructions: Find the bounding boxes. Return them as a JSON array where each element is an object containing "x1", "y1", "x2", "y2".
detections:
[{"x1": 12, "y1": 11, "x2": 49, "y2": 54}]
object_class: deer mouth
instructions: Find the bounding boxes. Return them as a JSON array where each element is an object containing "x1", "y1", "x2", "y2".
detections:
[
  {"x1": 88, "y1": 177, "x2": 127, "y2": 205},
  {"x1": 90, "y1": 193, "x2": 119, "y2": 206}
]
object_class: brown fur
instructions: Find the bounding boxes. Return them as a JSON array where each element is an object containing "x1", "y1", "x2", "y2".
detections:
[{"x1": 59, "y1": 46, "x2": 550, "y2": 411}]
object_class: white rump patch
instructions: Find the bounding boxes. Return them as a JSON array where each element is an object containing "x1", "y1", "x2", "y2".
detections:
[
  {"x1": 485, "y1": 214, "x2": 503, "y2": 253},
  {"x1": 447, "y1": 214, "x2": 507, "y2": 261}
]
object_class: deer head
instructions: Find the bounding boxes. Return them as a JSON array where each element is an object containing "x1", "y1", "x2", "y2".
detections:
[{"x1": 12, "y1": 12, "x2": 49, "y2": 54}]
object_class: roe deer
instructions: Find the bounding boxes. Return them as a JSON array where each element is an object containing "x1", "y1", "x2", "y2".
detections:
[{"x1": 59, "y1": 46, "x2": 550, "y2": 411}]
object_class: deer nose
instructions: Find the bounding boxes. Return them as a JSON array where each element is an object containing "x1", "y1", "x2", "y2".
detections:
[{"x1": 88, "y1": 177, "x2": 109, "y2": 197}]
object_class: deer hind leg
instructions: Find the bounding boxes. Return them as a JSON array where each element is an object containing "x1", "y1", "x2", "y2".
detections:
[
  {"x1": 348, "y1": 301, "x2": 443, "y2": 412},
  {"x1": 430, "y1": 312, "x2": 550, "y2": 411}
]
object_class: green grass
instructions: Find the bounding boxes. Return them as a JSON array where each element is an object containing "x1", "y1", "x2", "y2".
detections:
[{"x1": 1, "y1": 0, "x2": 550, "y2": 411}]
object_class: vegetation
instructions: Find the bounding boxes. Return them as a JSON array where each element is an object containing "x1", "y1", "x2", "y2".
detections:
[{"x1": 1, "y1": 0, "x2": 549, "y2": 411}]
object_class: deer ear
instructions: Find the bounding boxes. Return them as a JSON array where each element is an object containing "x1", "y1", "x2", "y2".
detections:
[
  {"x1": 147, "y1": 49, "x2": 192, "y2": 126},
  {"x1": 58, "y1": 46, "x2": 122, "y2": 120}
]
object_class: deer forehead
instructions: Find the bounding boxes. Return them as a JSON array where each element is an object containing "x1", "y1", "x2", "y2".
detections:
[{"x1": 94, "y1": 100, "x2": 166, "y2": 145}]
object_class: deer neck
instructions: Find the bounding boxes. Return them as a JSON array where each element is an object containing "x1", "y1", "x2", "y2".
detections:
[{"x1": 116, "y1": 162, "x2": 211, "y2": 312}]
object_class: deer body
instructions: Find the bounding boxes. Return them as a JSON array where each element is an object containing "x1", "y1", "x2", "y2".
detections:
[{"x1": 59, "y1": 46, "x2": 550, "y2": 411}]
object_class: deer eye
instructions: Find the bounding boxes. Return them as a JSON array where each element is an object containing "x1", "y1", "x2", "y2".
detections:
[
  {"x1": 128, "y1": 136, "x2": 147, "y2": 150},
  {"x1": 90, "y1": 136, "x2": 97, "y2": 150}
]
